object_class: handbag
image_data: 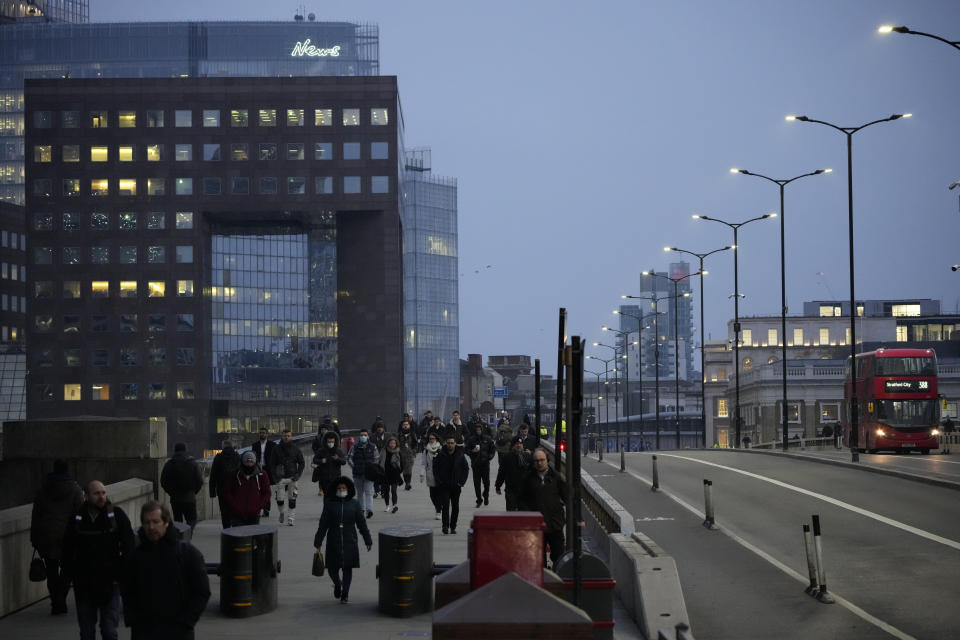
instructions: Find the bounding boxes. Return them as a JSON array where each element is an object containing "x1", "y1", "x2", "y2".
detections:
[
  {"x1": 29, "y1": 549, "x2": 47, "y2": 582},
  {"x1": 312, "y1": 550, "x2": 325, "y2": 577},
  {"x1": 365, "y1": 463, "x2": 386, "y2": 484},
  {"x1": 311, "y1": 466, "x2": 321, "y2": 483}
]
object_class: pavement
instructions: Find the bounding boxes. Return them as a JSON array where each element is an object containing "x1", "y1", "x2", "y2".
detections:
[{"x1": 1, "y1": 455, "x2": 643, "y2": 639}]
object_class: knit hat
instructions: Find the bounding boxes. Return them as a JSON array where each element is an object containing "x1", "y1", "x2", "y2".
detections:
[{"x1": 241, "y1": 451, "x2": 256, "y2": 464}]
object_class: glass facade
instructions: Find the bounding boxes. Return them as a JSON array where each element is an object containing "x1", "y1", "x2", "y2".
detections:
[
  {"x1": 0, "y1": 20, "x2": 379, "y2": 203},
  {"x1": 402, "y1": 148, "x2": 459, "y2": 417},
  {"x1": 1, "y1": 0, "x2": 88, "y2": 23}
]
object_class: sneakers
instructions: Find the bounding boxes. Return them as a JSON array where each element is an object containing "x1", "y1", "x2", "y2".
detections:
[
  {"x1": 441, "y1": 527, "x2": 448, "y2": 535},
  {"x1": 278, "y1": 512, "x2": 285, "y2": 524},
  {"x1": 340, "y1": 594, "x2": 349, "y2": 604},
  {"x1": 484, "y1": 497, "x2": 489, "y2": 506},
  {"x1": 391, "y1": 505, "x2": 398, "y2": 514},
  {"x1": 287, "y1": 516, "x2": 295, "y2": 526},
  {"x1": 435, "y1": 512, "x2": 441, "y2": 520},
  {"x1": 365, "y1": 510, "x2": 373, "y2": 519},
  {"x1": 450, "y1": 528, "x2": 457, "y2": 535},
  {"x1": 384, "y1": 506, "x2": 392, "y2": 512},
  {"x1": 404, "y1": 484, "x2": 411, "y2": 491},
  {"x1": 476, "y1": 498, "x2": 482, "y2": 507}
]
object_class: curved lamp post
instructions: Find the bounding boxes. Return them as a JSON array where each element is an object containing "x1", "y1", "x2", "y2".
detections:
[
  {"x1": 585, "y1": 368, "x2": 604, "y2": 438},
  {"x1": 642, "y1": 269, "x2": 697, "y2": 450},
  {"x1": 692, "y1": 213, "x2": 775, "y2": 449},
  {"x1": 585, "y1": 354, "x2": 616, "y2": 444},
  {"x1": 593, "y1": 341, "x2": 625, "y2": 450},
  {"x1": 879, "y1": 25, "x2": 960, "y2": 52},
  {"x1": 787, "y1": 112, "x2": 911, "y2": 462},
  {"x1": 622, "y1": 294, "x2": 671, "y2": 448},
  {"x1": 602, "y1": 326, "x2": 639, "y2": 451},
  {"x1": 664, "y1": 245, "x2": 732, "y2": 448},
  {"x1": 730, "y1": 168, "x2": 831, "y2": 451},
  {"x1": 614, "y1": 307, "x2": 649, "y2": 448}
]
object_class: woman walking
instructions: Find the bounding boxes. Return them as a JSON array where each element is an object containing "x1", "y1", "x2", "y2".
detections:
[
  {"x1": 313, "y1": 432, "x2": 346, "y2": 501},
  {"x1": 314, "y1": 476, "x2": 373, "y2": 604},
  {"x1": 378, "y1": 435, "x2": 403, "y2": 513},
  {"x1": 419, "y1": 433, "x2": 443, "y2": 520}
]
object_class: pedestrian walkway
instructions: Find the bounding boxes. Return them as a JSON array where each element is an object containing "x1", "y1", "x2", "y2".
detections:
[{"x1": 1, "y1": 456, "x2": 642, "y2": 639}]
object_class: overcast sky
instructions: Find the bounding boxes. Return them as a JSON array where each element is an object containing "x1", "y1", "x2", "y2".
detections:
[{"x1": 95, "y1": 0, "x2": 960, "y2": 373}]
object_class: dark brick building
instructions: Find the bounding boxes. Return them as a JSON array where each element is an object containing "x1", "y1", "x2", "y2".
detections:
[{"x1": 24, "y1": 76, "x2": 403, "y2": 451}]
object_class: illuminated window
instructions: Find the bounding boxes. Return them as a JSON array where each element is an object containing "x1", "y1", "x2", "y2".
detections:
[
  {"x1": 741, "y1": 329, "x2": 752, "y2": 346},
  {"x1": 118, "y1": 179, "x2": 136, "y2": 196},
  {"x1": 891, "y1": 304, "x2": 921, "y2": 317},
  {"x1": 118, "y1": 146, "x2": 134, "y2": 162},
  {"x1": 90, "y1": 146, "x2": 108, "y2": 162},
  {"x1": 177, "y1": 280, "x2": 194, "y2": 297},
  {"x1": 372, "y1": 176, "x2": 389, "y2": 193},
  {"x1": 91, "y1": 384, "x2": 110, "y2": 400},
  {"x1": 177, "y1": 382, "x2": 196, "y2": 400},
  {"x1": 820, "y1": 403, "x2": 839, "y2": 422},
  {"x1": 231, "y1": 109, "x2": 248, "y2": 127},
  {"x1": 857, "y1": 305, "x2": 864, "y2": 317},
  {"x1": 146, "y1": 110, "x2": 164, "y2": 127},
  {"x1": 258, "y1": 109, "x2": 277, "y2": 127},
  {"x1": 63, "y1": 384, "x2": 81, "y2": 401},
  {"x1": 231, "y1": 143, "x2": 248, "y2": 161},
  {"x1": 63, "y1": 145, "x2": 80, "y2": 162},
  {"x1": 314, "y1": 142, "x2": 333, "y2": 160},
  {"x1": 63, "y1": 281, "x2": 80, "y2": 298},
  {"x1": 175, "y1": 144, "x2": 192, "y2": 161},
  {"x1": 767, "y1": 328, "x2": 778, "y2": 346},
  {"x1": 118, "y1": 111, "x2": 136, "y2": 128},
  {"x1": 148, "y1": 383, "x2": 166, "y2": 399},
  {"x1": 896, "y1": 325, "x2": 908, "y2": 342},
  {"x1": 780, "y1": 402, "x2": 800, "y2": 423},
  {"x1": 62, "y1": 111, "x2": 80, "y2": 128},
  {"x1": 175, "y1": 110, "x2": 192, "y2": 127},
  {"x1": 371, "y1": 108, "x2": 389, "y2": 125},
  {"x1": 90, "y1": 179, "x2": 109, "y2": 196},
  {"x1": 314, "y1": 108, "x2": 332, "y2": 126},
  {"x1": 819, "y1": 328, "x2": 829, "y2": 344},
  {"x1": 119, "y1": 212, "x2": 137, "y2": 230},
  {"x1": 91, "y1": 281, "x2": 109, "y2": 298},
  {"x1": 119, "y1": 281, "x2": 137, "y2": 297},
  {"x1": 147, "y1": 178, "x2": 165, "y2": 196},
  {"x1": 342, "y1": 108, "x2": 360, "y2": 126},
  {"x1": 742, "y1": 357, "x2": 753, "y2": 371},
  {"x1": 202, "y1": 109, "x2": 220, "y2": 127},
  {"x1": 34, "y1": 145, "x2": 51, "y2": 162},
  {"x1": 146, "y1": 144, "x2": 163, "y2": 161},
  {"x1": 121, "y1": 384, "x2": 138, "y2": 400},
  {"x1": 819, "y1": 305, "x2": 840, "y2": 317},
  {"x1": 176, "y1": 212, "x2": 193, "y2": 229},
  {"x1": 286, "y1": 109, "x2": 304, "y2": 126},
  {"x1": 286, "y1": 143, "x2": 304, "y2": 160},
  {"x1": 175, "y1": 178, "x2": 193, "y2": 195},
  {"x1": 793, "y1": 328, "x2": 803, "y2": 345},
  {"x1": 845, "y1": 327, "x2": 851, "y2": 345},
  {"x1": 89, "y1": 111, "x2": 107, "y2": 128},
  {"x1": 717, "y1": 398, "x2": 729, "y2": 418},
  {"x1": 148, "y1": 281, "x2": 166, "y2": 297},
  {"x1": 62, "y1": 179, "x2": 80, "y2": 197}
]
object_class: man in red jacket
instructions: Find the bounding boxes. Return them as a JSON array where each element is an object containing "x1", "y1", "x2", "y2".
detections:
[{"x1": 224, "y1": 452, "x2": 271, "y2": 526}]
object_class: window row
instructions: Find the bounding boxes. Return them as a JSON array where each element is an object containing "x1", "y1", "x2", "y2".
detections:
[
  {"x1": 1, "y1": 263, "x2": 25, "y2": 281},
  {"x1": 1, "y1": 295, "x2": 27, "y2": 312},
  {"x1": 33, "y1": 211, "x2": 192, "y2": 232},
  {"x1": 38, "y1": 381, "x2": 197, "y2": 402},
  {"x1": 33, "y1": 175, "x2": 390, "y2": 197},
  {"x1": 33, "y1": 141, "x2": 390, "y2": 163},
  {"x1": 34, "y1": 279, "x2": 194, "y2": 300},
  {"x1": 38, "y1": 347, "x2": 196, "y2": 368},
  {"x1": 1, "y1": 231, "x2": 24, "y2": 250},
  {"x1": 34, "y1": 244, "x2": 193, "y2": 266},
  {"x1": 34, "y1": 312, "x2": 194, "y2": 333},
  {"x1": 33, "y1": 108, "x2": 390, "y2": 129}
]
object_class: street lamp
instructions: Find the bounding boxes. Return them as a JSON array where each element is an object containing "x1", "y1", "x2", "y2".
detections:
[
  {"x1": 614, "y1": 307, "x2": 649, "y2": 450},
  {"x1": 787, "y1": 112, "x2": 911, "y2": 462},
  {"x1": 593, "y1": 341, "x2": 625, "y2": 450},
  {"x1": 878, "y1": 25, "x2": 960, "y2": 52},
  {"x1": 692, "y1": 212, "x2": 776, "y2": 449},
  {"x1": 585, "y1": 368, "x2": 604, "y2": 434},
  {"x1": 585, "y1": 354, "x2": 617, "y2": 446},
  {"x1": 642, "y1": 269, "x2": 697, "y2": 450},
  {"x1": 602, "y1": 326, "x2": 639, "y2": 451},
  {"x1": 623, "y1": 294, "x2": 672, "y2": 449},
  {"x1": 664, "y1": 245, "x2": 732, "y2": 448},
  {"x1": 730, "y1": 167, "x2": 830, "y2": 452}
]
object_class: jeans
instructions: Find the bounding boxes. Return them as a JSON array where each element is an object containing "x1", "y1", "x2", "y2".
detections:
[
  {"x1": 544, "y1": 530, "x2": 565, "y2": 568},
  {"x1": 428, "y1": 486, "x2": 443, "y2": 513},
  {"x1": 330, "y1": 567, "x2": 353, "y2": 596},
  {"x1": 354, "y1": 477, "x2": 374, "y2": 512},
  {"x1": 439, "y1": 485, "x2": 462, "y2": 530},
  {"x1": 472, "y1": 464, "x2": 490, "y2": 502},
  {"x1": 75, "y1": 584, "x2": 120, "y2": 640},
  {"x1": 383, "y1": 483, "x2": 399, "y2": 507}
]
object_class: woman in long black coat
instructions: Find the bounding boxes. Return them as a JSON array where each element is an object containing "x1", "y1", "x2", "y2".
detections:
[{"x1": 314, "y1": 476, "x2": 373, "y2": 603}]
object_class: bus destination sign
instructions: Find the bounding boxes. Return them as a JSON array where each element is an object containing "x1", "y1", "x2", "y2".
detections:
[{"x1": 884, "y1": 379, "x2": 929, "y2": 393}]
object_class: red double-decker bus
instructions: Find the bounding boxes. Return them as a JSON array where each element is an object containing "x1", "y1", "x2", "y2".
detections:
[{"x1": 843, "y1": 348, "x2": 940, "y2": 454}]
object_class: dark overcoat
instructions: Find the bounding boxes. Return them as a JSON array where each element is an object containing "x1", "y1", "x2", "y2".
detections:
[{"x1": 314, "y1": 476, "x2": 373, "y2": 569}]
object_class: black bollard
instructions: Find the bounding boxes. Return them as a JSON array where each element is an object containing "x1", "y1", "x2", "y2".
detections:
[
  {"x1": 801, "y1": 524, "x2": 817, "y2": 595},
  {"x1": 702, "y1": 479, "x2": 716, "y2": 529},
  {"x1": 620, "y1": 445, "x2": 625, "y2": 472}
]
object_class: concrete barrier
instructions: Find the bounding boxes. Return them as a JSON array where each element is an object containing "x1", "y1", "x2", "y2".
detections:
[{"x1": 0, "y1": 478, "x2": 153, "y2": 618}]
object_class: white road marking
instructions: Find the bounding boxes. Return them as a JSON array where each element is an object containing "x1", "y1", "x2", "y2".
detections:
[{"x1": 596, "y1": 458, "x2": 917, "y2": 640}]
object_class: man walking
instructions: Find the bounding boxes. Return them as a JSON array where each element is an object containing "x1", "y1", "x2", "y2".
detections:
[
  {"x1": 224, "y1": 451, "x2": 271, "y2": 526},
  {"x1": 30, "y1": 459, "x2": 83, "y2": 614},
  {"x1": 348, "y1": 428, "x2": 378, "y2": 519},
  {"x1": 495, "y1": 436, "x2": 530, "y2": 511},
  {"x1": 433, "y1": 435, "x2": 469, "y2": 535},
  {"x1": 122, "y1": 501, "x2": 210, "y2": 640},
  {"x1": 269, "y1": 429, "x2": 305, "y2": 526},
  {"x1": 465, "y1": 422, "x2": 496, "y2": 506},
  {"x1": 519, "y1": 448, "x2": 567, "y2": 568},
  {"x1": 209, "y1": 440, "x2": 241, "y2": 529},
  {"x1": 251, "y1": 428, "x2": 277, "y2": 517},
  {"x1": 160, "y1": 442, "x2": 204, "y2": 528},
  {"x1": 62, "y1": 480, "x2": 135, "y2": 640}
]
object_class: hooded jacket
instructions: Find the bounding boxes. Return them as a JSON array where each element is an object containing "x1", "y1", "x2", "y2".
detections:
[
  {"x1": 160, "y1": 452, "x2": 204, "y2": 503},
  {"x1": 223, "y1": 464, "x2": 271, "y2": 521},
  {"x1": 30, "y1": 471, "x2": 83, "y2": 559},
  {"x1": 313, "y1": 432, "x2": 346, "y2": 491},
  {"x1": 62, "y1": 500, "x2": 135, "y2": 603},
  {"x1": 209, "y1": 446, "x2": 241, "y2": 498},
  {"x1": 269, "y1": 440, "x2": 305, "y2": 482},
  {"x1": 313, "y1": 476, "x2": 373, "y2": 569}
]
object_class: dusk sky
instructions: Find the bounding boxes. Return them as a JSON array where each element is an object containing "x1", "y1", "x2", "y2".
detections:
[{"x1": 95, "y1": 1, "x2": 960, "y2": 373}]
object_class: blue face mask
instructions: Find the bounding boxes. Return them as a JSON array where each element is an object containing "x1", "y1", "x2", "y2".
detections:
[{"x1": 360, "y1": 435, "x2": 368, "y2": 443}]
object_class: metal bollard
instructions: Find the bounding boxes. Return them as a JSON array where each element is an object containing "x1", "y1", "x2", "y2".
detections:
[
  {"x1": 801, "y1": 524, "x2": 817, "y2": 595},
  {"x1": 620, "y1": 445, "x2": 625, "y2": 472},
  {"x1": 810, "y1": 515, "x2": 834, "y2": 603},
  {"x1": 702, "y1": 480, "x2": 716, "y2": 529},
  {"x1": 651, "y1": 455, "x2": 659, "y2": 492},
  {"x1": 598, "y1": 438, "x2": 603, "y2": 461}
]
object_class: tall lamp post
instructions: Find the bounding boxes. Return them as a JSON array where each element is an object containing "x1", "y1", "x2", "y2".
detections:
[
  {"x1": 787, "y1": 112, "x2": 911, "y2": 463},
  {"x1": 730, "y1": 168, "x2": 830, "y2": 452},
  {"x1": 593, "y1": 341, "x2": 625, "y2": 450},
  {"x1": 879, "y1": 25, "x2": 960, "y2": 52},
  {"x1": 585, "y1": 368, "x2": 604, "y2": 437},
  {"x1": 602, "y1": 327, "x2": 638, "y2": 451},
  {"x1": 693, "y1": 213, "x2": 775, "y2": 449},
  {"x1": 614, "y1": 308, "x2": 648, "y2": 449},
  {"x1": 664, "y1": 245, "x2": 732, "y2": 448},
  {"x1": 585, "y1": 354, "x2": 616, "y2": 446},
  {"x1": 642, "y1": 269, "x2": 696, "y2": 449},
  {"x1": 623, "y1": 295, "x2": 672, "y2": 449}
]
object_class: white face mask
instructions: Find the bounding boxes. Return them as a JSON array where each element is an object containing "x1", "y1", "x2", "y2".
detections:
[
  {"x1": 426, "y1": 441, "x2": 441, "y2": 452},
  {"x1": 336, "y1": 490, "x2": 348, "y2": 498},
  {"x1": 326, "y1": 441, "x2": 335, "y2": 448}
]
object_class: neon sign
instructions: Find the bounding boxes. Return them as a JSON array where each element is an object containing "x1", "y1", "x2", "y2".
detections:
[{"x1": 291, "y1": 39, "x2": 341, "y2": 58}]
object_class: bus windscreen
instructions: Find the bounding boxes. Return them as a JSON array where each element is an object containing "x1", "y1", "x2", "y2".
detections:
[
  {"x1": 874, "y1": 357, "x2": 936, "y2": 377},
  {"x1": 876, "y1": 398, "x2": 938, "y2": 429}
]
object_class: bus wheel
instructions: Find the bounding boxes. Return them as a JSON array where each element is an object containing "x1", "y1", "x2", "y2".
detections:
[{"x1": 921, "y1": 449, "x2": 930, "y2": 455}]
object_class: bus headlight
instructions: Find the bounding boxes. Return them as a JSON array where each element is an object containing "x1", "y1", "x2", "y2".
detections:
[
  {"x1": 875, "y1": 428, "x2": 887, "y2": 438},
  {"x1": 931, "y1": 429, "x2": 940, "y2": 437}
]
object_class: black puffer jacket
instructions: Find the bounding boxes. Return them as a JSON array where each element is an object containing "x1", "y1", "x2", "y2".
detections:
[
  {"x1": 314, "y1": 476, "x2": 373, "y2": 569},
  {"x1": 519, "y1": 466, "x2": 567, "y2": 533},
  {"x1": 30, "y1": 471, "x2": 83, "y2": 559},
  {"x1": 433, "y1": 446, "x2": 469, "y2": 489},
  {"x1": 62, "y1": 501, "x2": 135, "y2": 603},
  {"x1": 160, "y1": 453, "x2": 203, "y2": 503},
  {"x1": 314, "y1": 432, "x2": 346, "y2": 491},
  {"x1": 122, "y1": 524, "x2": 210, "y2": 637},
  {"x1": 465, "y1": 432, "x2": 497, "y2": 469},
  {"x1": 209, "y1": 447, "x2": 241, "y2": 498},
  {"x1": 269, "y1": 440, "x2": 305, "y2": 481}
]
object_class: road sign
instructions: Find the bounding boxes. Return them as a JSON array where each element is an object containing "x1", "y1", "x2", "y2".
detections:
[{"x1": 493, "y1": 386, "x2": 508, "y2": 398}]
